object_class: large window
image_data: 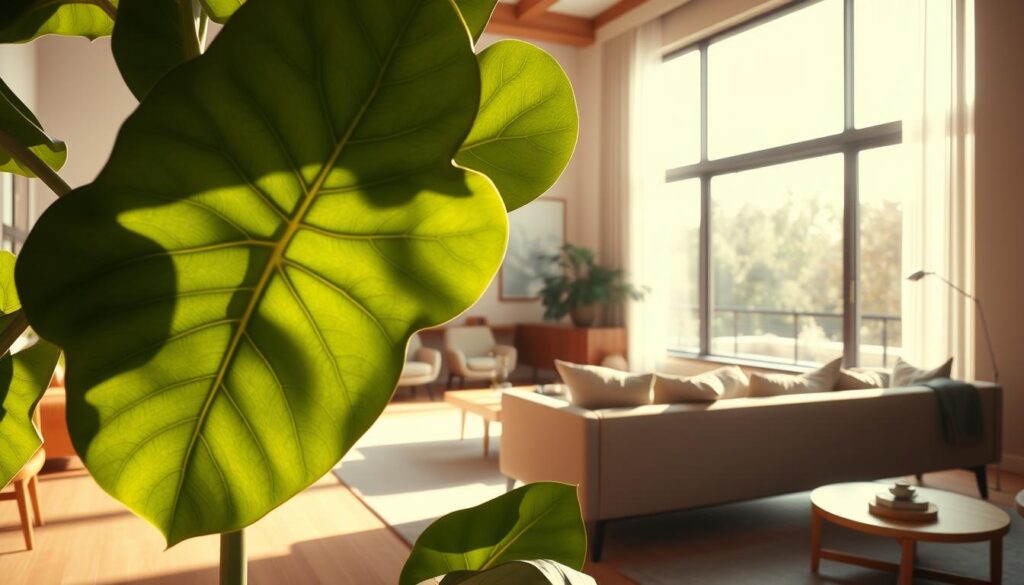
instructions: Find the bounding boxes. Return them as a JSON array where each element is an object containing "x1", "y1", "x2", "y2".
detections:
[{"x1": 660, "y1": 0, "x2": 905, "y2": 367}]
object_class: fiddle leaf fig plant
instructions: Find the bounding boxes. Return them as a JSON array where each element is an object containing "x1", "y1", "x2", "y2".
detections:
[
  {"x1": 17, "y1": 0, "x2": 508, "y2": 548},
  {"x1": 0, "y1": 0, "x2": 581, "y2": 580}
]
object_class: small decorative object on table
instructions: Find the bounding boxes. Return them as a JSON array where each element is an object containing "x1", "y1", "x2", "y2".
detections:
[{"x1": 869, "y1": 480, "x2": 938, "y2": 522}]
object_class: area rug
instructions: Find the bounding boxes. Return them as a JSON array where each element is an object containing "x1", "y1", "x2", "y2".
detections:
[
  {"x1": 334, "y1": 404, "x2": 1022, "y2": 584},
  {"x1": 332, "y1": 402, "x2": 507, "y2": 545},
  {"x1": 610, "y1": 490, "x2": 1024, "y2": 584}
]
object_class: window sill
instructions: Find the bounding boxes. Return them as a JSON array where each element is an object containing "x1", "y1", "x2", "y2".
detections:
[{"x1": 665, "y1": 350, "x2": 813, "y2": 374}]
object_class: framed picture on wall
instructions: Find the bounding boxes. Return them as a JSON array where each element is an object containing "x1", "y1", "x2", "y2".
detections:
[{"x1": 500, "y1": 198, "x2": 566, "y2": 301}]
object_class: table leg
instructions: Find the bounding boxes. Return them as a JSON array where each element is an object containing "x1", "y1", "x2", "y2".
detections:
[
  {"x1": 459, "y1": 411, "x2": 466, "y2": 440},
  {"x1": 483, "y1": 420, "x2": 490, "y2": 458},
  {"x1": 810, "y1": 508, "x2": 822, "y2": 573},
  {"x1": 991, "y1": 535, "x2": 1003, "y2": 585},
  {"x1": 899, "y1": 539, "x2": 915, "y2": 585}
]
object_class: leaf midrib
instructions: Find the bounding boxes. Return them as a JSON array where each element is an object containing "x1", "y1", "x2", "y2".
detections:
[
  {"x1": 477, "y1": 493, "x2": 567, "y2": 571},
  {"x1": 164, "y1": 0, "x2": 425, "y2": 536}
]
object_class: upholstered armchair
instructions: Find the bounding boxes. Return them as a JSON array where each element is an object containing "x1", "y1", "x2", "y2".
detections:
[
  {"x1": 444, "y1": 326, "x2": 517, "y2": 388},
  {"x1": 396, "y1": 334, "x2": 441, "y2": 400}
]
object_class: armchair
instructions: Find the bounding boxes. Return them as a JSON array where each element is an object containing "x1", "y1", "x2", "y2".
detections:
[
  {"x1": 444, "y1": 326, "x2": 517, "y2": 388},
  {"x1": 397, "y1": 334, "x2": 441, "y2": 400}
]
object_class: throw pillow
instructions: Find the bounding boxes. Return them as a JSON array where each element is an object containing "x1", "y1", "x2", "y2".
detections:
[
  {"x1": 555, "y1": 360, "x2": 653, "y2": 409},
  {"x1": 653, "y1": 366, "x2": 749, "y2": 403},
  {"x1": 835, "y1": 367, "x2": 890, "y2": 390},
  {"x1": 748, "y1": 357, "x2": 843, "y2": 397},
  {"x1": 891, "y1": 356, "x2": 953, "y2": 387}
]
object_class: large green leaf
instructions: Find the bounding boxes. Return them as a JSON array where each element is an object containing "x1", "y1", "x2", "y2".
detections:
[
  {"x1": 442, "y1": 560, "x2": 596, "y2": 585},
  {"x1": 0, "y1": 0, "x2": 118, "y2": 43},
  {"x1": 454, "y1": 0, "x2": 498, "y2": 42},
  {"x1": 0, "y1": 338, "x2": 62, "y2": 489},
  {"x1": 0, "y1": 78, "x2": 67, "y2": 179},
  {"x1": 456, "y1": 40, "x2": 578, "y2": 212},
  {"x1": 400, "y1": 482, "x2": 587, "y2": 585},
  {"x1": 16, "y1": 0, "x2": 507, "y2": 546},
  {"x1": 112, "y1": 0, "x2": 201, "y2": 101},
  {"x1": 198, "y1": 0, "x2": 243, "y2": 24},
  {"x1": 196, "y1": 0, "x2": 496, "y2": 40}
]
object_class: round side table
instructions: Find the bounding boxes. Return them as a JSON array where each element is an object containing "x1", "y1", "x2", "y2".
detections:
[{"x1": 810, "y1": 482, "x2": 1010, "y2": 585}]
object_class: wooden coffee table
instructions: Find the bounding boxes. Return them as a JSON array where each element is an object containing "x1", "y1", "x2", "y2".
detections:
[
  {"x1": 811, "y1": 482, "x2": 1010, "y2": 584},
  {"x1": 444, "y1": 389, "x2": 505, "y2": 458}
]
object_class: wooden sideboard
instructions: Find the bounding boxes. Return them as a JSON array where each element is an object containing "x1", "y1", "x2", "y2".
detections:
[{"x1": 516, "y1": 324, "x2": 627, "y2": 377}]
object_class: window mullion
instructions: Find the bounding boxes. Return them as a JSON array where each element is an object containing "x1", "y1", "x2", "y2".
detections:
[{"x1": 842, "y1": 0, "x2": 859, "y2": 366}]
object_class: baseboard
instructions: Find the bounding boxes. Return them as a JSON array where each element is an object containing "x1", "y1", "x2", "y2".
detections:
[{"x1": 999, "y1": 453, "x2": 1024, "y2": 475}]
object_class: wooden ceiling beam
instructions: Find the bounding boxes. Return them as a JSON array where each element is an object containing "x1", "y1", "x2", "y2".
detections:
[
  {"x1": 487, "y1": 4, "x2": 595, "y2": 47},
  {"x1": 595, "y1": 0, "x2": 649, "y2": 28},
  {"x1": 516, "y1": 0, "x2": 560, "y2": 20}
]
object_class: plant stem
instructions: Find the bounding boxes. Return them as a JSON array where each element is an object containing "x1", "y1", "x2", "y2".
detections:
[
  {"x1": 220, "y1": 530, "x2": 247, "y2": 585},
  {"x1": 0, "y1": 129, "x2": 72, "y2": 197},
  {"x1": 91, "y1": 0, "x2": 118, "y2": 20}
]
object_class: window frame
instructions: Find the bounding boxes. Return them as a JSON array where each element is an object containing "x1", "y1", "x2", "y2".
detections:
[{"x1": 663, "y1": 0, "x2": 902, "y2": 368}]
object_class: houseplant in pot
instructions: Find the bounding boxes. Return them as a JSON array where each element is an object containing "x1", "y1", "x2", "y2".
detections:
[{"x1": 539, "y1": 243, "x2": 646, "y2": 327}]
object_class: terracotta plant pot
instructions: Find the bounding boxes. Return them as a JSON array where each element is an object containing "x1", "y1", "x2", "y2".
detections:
[{"x1": 570, "y1": 304, "x2": 598, "y2": 328}]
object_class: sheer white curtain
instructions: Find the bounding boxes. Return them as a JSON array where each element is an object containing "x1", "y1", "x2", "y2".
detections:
[
  {"x1": 901, "y1": 0, "x2": 976, "y2": 379},
  {"x1": 598, "y1": 22, "x2": 665, "y2": 372}
]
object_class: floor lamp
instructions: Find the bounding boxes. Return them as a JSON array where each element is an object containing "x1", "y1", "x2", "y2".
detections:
[{"x1": 907, "y1": 270, "x2": 1001, "y2": 490}]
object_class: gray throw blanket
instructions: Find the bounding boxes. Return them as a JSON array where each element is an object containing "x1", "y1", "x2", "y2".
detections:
[{"x1": 922, "y1": 378, "x2": 983, "y2": 445}]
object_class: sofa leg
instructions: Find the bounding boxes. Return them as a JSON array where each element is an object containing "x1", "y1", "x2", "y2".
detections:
[
  {"x1": 426, "y1": 384, "x2": 436, "y2": 401},
  {"x1": 971, "y1": 465, "x2": 989, "y2": 499},
  {"x1": 447, "y1": 373, "x2": 455, "y2": 389},
  {"x1": 914, "y1": 473, "x2": 924, "y2": 484},
  {"x1": 506, "y1": 477, "x2": 516, "y2": 492},
  {"x1": 589, "y1": 520, "x2": 607, "y2": 563}
]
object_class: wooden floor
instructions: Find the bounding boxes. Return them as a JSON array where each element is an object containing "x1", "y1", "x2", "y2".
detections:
[{"x1": 0, "y1": 397, "x2": 1018, "y2": 584}]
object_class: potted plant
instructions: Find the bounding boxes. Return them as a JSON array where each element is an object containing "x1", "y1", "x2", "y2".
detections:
[{"x1": 539, "y1": 243, "x2": 646, "y2": 327}]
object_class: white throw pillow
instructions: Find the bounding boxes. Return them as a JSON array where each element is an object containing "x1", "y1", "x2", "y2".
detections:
[
  {"x1": 653, "y1": 366, "x2": 749, "y2": 403},
  {"x1": 748, "y1": 358, "x2": 843, "y2": 397},
  {"x1": 891, "y1": 357, "x2": 953, "y2": 387},
  {"x1": 555, "y1": 360, "x2": 653, "y2": 409},
  {"x1": 835, "y1": 367, "x2": 890, "y2": 390}
]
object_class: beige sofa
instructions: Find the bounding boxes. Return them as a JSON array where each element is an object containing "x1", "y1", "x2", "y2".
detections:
[{"x1": 500, "y1": 383, "x2": 1002, "y2": 560}]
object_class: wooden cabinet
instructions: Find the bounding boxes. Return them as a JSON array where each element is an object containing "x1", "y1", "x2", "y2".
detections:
[{"x1": 516, "y1": 324, "x2": 627, "y2": 375}]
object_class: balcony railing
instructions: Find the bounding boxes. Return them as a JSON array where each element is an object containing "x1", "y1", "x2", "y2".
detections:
[{"x1": 671, "y1": 305, "x2": 901, "y2": 367}]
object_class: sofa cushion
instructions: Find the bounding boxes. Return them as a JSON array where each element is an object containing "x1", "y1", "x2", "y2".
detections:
[
  {"x1": 653, "y1": 366, "x2": 749, "y2": 403},
  {"x1": 892, "y1": 356, "x2": 953, "y2": 387},
  {"x1": 555, "y1": 360, "x2": 653, "y2": 409},
  {"x1": 835, "y1": 367, "x2": 890, "y2": 390},
  {"x1": 467, "y1": 356, "x2": 498, "y2": 371},
  {"x1": 749, "y1": 357, "x2": 842, "y2": 397}
]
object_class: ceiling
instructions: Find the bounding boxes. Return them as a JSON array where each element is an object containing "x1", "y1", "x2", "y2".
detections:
[
  {"x1": 498, "y1": 0, "x2": 624, "y2": 18},
  {"x1": 489, "y1": 0, "x2": 648, "y2": 46}
]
